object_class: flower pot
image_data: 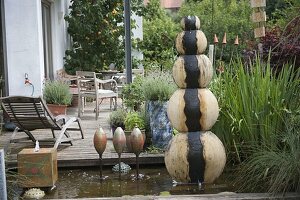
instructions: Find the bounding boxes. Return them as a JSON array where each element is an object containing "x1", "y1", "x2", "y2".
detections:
[
  {"x1": 47, "y1": 104, "x2": 67, "y2": 116},
  {"x1": 70, "y1": 94, "x2": 79, "y2": 107},
  {"x1": 111, "y1": 125, "x2": 125, "y2": 135},
  {"x1": 147, "y1": 101, "x2": 173, "y2": 149}
]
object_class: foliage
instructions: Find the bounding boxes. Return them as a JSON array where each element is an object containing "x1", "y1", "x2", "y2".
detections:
[
  {"x1": 268, "y1": 0, "x2": 300, "y2": 29},
  {"x1": 122, "y1": 75, "x2": 145, "y2": 111},
  {"x1": 43, "y1": 80, "x2": 72, "y2": 105},
  {"x1": 64, "y1": 0, "x2": 143, "y2": 74},
  {"x1": 139, "y1": 0, "x2": 179, "y2": 71},
  {"x1": 145, "y1": 145, "x2": 164, "y2": 154},
  {"x1": 109, "y1": 108, "x2": 127, "y2": 127},
  {"x1": 210, "y1": 57, "x2": 300, "y2": 164},
  {"x1": 6, "y1": 169, "x2": 25, "y2": 199},
  {"x1": 233, "y1": 113, "x2": 300, "y2": 194},
  {"x1": 265, "y1": 0, "x2": 289, "y2": 22},
  {"x1": 142, "y1": 70, "x2": 177, "y2": 102},
  {"x1": 244, "y1": 16, "x2": 300, "y2": 71},
  {"x1": 142, "y1": 0, "x2": 165, "y2": 20},
  {"x1": 178, "y1": 0, "x2": 253, "y2": 62},
  {"x1": 124, "y1": 111, "x2": 145, "y2": 131}
]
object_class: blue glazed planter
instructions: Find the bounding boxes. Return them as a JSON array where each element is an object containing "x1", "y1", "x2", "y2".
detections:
[{"x1": 147, "y1": 101, "x2": 173, "y2": 149}]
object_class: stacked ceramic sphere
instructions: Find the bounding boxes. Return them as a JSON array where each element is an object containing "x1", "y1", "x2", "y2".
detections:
[{"x1": 165, "y1": 16, "x2": 226, "y2": 184}]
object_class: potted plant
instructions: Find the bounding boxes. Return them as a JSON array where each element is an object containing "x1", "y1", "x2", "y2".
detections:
[
  {"x1": 124, "y1": 110, "x2": 146, "y2": 152},
  {"x1": 142, "y1": 70, "x2": 177, "y2": 149},
  {"x1": 121, "y1": 75, "x2": 145, "y2": 111},
  {"x1": 43, "y1": 80, "x2": 72, "y2": 116},
  {"x1": 109, "y1": 108, "x2": 127, "y2": 134}
]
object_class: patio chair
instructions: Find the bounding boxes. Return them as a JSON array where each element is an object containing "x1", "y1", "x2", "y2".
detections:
[
  {"x1": 1, "y1": 96, "x2": 84, "y2": 149},
  {"x1": 76, "y1": 71, "x2": 118, "y2": 120}
]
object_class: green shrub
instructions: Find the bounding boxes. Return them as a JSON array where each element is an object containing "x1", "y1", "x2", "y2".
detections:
[
  {"x1": 233, "y1": 113, "x2": 300, "y2": 194},
  {"x1": 124, "y1": 111, "x2": 145, "y2": 131},
  {"x1": 210, "y1": 57, "x2": 300, "y2": 163},
  {"x1": 43, "y1": 80, "x2": 72, "y2": 105},
  {"x1": 140, "y1": 0, "x2": 179, "y2": 71},
  {"x1": 122, "y1": 75, "x2": 145, "y2": 111},
  {"x1": 178, "y1": 0, "x2": 253, "y2": 62},
  {"x1": 142, "y1": 70, "x2": 177, "y2": 102},
  {"x1": 109, "y1": 108, "x2": 127, "y2": 127},
  {"x1": 64, "y1": 0, "x2": 143, "y2": 73}
]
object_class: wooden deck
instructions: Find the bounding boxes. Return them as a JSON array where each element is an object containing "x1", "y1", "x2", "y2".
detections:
[{"x1": 0, "y1": 99, "x2": 164, "y2": 168}]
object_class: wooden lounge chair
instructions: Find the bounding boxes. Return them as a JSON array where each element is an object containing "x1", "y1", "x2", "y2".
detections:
[{"x1": 1, "y1": 96, "x2": 84, "y2": 149}]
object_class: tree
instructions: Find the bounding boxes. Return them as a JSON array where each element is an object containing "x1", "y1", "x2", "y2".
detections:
[
  {"x1": 139, "y1": 0, "x2": 179, "y2": 71},
  {"x1": 178, "y1": 0, "x2": 253, "y2": 63},
  {"x1": 64, "y1": 0, "x2": 143, "y2": 74}
]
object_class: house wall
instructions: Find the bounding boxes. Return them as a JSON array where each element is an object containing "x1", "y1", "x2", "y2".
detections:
[
  {"x1": 51, "y1": 0, "x2": 70, "y2": 79},
  {"x1": 132, "y1": 13, "x2": 143, "y2": 65},
  {"x1": 3, "y1": 0, "x2": 70, "y2": 96},
  {"x1": 3, "y1": 0, "x2": 142, "y2": 96},
  {"x1": 4, "y1": 0, "x2": 44, "y2": 96}
]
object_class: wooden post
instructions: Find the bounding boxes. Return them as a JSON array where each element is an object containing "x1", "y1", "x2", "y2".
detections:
[
  {"x1": 209, "y1": 45, "x2": 214, "y2": 68},
  {"x1": 250, "y1": 0, "x2": 266, "y2": 38}
]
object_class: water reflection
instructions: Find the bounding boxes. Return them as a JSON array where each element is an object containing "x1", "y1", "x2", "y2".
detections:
[{"x1": 17, "y1": 166, "x2": 230, "y2": 199}]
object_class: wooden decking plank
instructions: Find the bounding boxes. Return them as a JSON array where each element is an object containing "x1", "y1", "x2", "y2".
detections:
[{"x1": 1, "y1": 99, "x2": 165, "y2": 168}]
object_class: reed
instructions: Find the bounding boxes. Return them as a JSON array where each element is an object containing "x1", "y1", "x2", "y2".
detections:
[
  {"x1": 210, "y1": 57, "x2": 300, "y2": 163},
  {"x1": 233, "y1": 113, "x2": 300, "y2": 194}
]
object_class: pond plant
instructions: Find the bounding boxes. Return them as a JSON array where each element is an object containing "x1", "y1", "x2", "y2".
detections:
[
  {"x1": 210, "y1": 56, "x2": 300, "y2": 193},
  {"x1": 234, "y1": 113, "x2": 300, "y2": 194}
]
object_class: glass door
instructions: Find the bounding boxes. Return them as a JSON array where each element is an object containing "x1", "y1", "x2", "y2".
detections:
[{"x1": 41, "y1": 0, "x2": 53, "y2": 80}]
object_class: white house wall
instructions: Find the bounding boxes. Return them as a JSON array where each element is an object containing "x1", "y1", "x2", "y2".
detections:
[
  {"x1": 4, "y1": 0, "x2": 44, "y2": 96},
  {"x1": 3, "y1": 0, "x2": 142, "y2": 96},
  {"x1": 132, "y1": 13, "x2": 143, "y2": 64},
  {"x1": 51, "y1": 0, "x2": 70, "y2": 79},
  {"x1": 3, "y1": 0, "x2": 70, "y2": 96}
]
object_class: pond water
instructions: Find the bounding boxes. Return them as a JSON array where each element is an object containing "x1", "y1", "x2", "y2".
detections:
[{"x1": 12, "y1": 165, "x2": 232, "y2": 199}]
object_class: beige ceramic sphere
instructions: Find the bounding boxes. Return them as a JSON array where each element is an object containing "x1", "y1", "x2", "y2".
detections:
[
  {"x1": 164, "y1": 131, "x2": 226, "y2": 183},
  {"x1": 173, "y1": 54, "x2": 213, "y2": 89},
  {"x1": 167, "y1": 88, "x2": 219, "y2": 132},
  {"x1": 175, "y1": 30, "x2": 207, "y2": 55},
  {"x1": 180, "y1": 16, "x2": 200, "y2": 30}
]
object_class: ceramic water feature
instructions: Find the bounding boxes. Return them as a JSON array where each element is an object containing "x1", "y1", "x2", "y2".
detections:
[
  {"x1": 130, "y1": 126, "x2": 145, "y2": 179},
  {"x1": 165, "y1": 16, "x2": 226, "y2": 185},
  {"x1": 113, "y1": 127, "x2": 126, "y2": 179},
  {"x1": 93, "y1": 126, "x2": 107, "y2": 180}
]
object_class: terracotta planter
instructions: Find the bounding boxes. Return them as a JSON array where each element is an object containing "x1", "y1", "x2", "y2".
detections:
[
  {"x1": 70, "y1": 94, "x2": 79, "y2": 107},
  {"x1": 47, "y1": 104, "x2": 67, "y2": 116}
]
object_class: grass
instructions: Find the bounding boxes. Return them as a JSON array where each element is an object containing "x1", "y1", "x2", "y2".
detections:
[
  {"x1": 210, "y1": 57, "x2": 300, "y2": 163},
  {"x1": 232, "y1": 113, "x2": 300, "y2": 194}
]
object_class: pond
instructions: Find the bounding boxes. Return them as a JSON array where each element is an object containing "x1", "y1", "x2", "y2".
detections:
[{"x1": 13, "y1": 164, "x2": 232, "y2": 199}]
